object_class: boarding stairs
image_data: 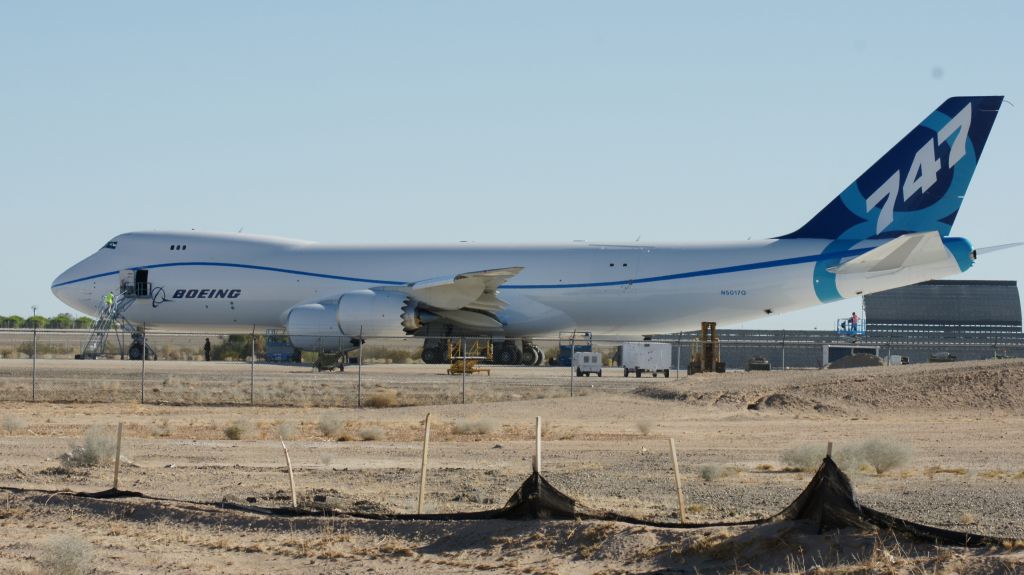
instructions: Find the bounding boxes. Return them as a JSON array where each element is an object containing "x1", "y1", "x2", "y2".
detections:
[{"x1": 77, "y1": 284, "x2": 156, "y2": 360}]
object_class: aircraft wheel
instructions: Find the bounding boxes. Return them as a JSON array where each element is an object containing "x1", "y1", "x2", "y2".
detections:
[
  {"x1": 128, "y1": 344, "x2": 143, "y2": 361},
  {"x1": 421, "y1": 345, "x2": 445, "y2": 364},
  {"x1": 534, "y1": 348, "x2": 545, "y2": 366},
  {"x1": 495, "y1": 344, "x2": 519, "y2": 365},
  {"x1": 521, "y1": 345, "x2": 539, "y2": 366}
]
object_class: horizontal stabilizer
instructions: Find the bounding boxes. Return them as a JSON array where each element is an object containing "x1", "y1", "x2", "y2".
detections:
[
  {"x1": 974, "y1": 242, "x2": 1024, "y2": 256},
  {"x1": 827, "y1": 232, "x2": 948, "y2": 275}
]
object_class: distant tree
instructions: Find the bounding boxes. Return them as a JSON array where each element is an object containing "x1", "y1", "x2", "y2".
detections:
[
  {"x1": 47, "y1": 313, "x2": 74, "y2": 329},
  {"x1": 73, "y1": 316, "x2": 95, "y2": 330},
  {"x1": 2, "y1": 315, "x2": 24, "y2": 328},
  {"x1": 23, "y1": 315, "x2": 48, "y2": 329}
]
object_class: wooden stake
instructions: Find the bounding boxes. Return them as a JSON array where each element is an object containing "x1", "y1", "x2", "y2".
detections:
[
  {"x1": 280, "y1": 440, "x2": 297, "y2": 508},
  {"x1": 417, "y1": 413, "x2": 432, "y2": 514},
  {"x1": 534, "y1": 416, "x2": 542, "y2": 474},
  {"x1": 113, "y1": 422, "x2": 123, "y2": 491},
  {"x1": 669, "y1": 438, "x2": 685, "y2": 525}
]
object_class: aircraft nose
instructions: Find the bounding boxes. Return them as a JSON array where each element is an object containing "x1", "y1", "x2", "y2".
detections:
[{"x1": 51, "y1": 265, "x2": 78, "y2": 304}]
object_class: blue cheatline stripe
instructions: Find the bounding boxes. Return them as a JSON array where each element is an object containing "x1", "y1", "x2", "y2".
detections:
[
  {"x1": 52, "y1": 261, "x2": 407, "y2": 289},
  {"x1": 503, "y1": 248, "x2": 872, "y2": 289},
  {"x1": 52, "y1": 248, "x2": 872, "y2": 291}
]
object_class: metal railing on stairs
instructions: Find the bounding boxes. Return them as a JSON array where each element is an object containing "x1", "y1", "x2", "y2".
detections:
[{"x1": 77, "y1": 286, "x2": 156, "y2": 360}]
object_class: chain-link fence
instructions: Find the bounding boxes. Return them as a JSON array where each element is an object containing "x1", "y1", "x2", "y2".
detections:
[{"x1": 1, "y1": 328, "x2": 1022, "y2": 406}]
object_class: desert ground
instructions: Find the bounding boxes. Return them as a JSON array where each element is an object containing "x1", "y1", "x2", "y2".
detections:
[{"x1": 2, "y1": 358, "x2": 1024, "y2": 573}]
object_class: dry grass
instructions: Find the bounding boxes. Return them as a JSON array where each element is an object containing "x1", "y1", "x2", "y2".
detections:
[
  {"x1": 358, "y1": 428, "x2": 384, "y2": 441},
  {"x1": 38, "y1": 534, "x2": 92, "y2": 575},
  {"x1": 2, "y1": 414, "x2": 26, "y2": 434},
  {"x1": 223, "y1": 420, "x2": 251, "y2": 440},
  {"x1": 924, "y1": 466, "x2": 968, "y2": 478},
  {"x1": 363, "y1": 389, "x2": 398, "y2": 408},
  {"x1": 60, "y1": 426, "x2": 117, "y2": 468},
  {"x1": 276, "y1": 421, "x2": 298, "y2": 440},
  {"x1": 452, "y1": 418, "x2": 497, "y2": 435},
  {"x1": 699, "y1": 464, "x2": 739, "y2": 482},
  {"x1": 318, "y1": 412, "x2": 345, "y2": 438},
  {"x1": 635, "y1": 419, "x2": 654, "y2": 436}
]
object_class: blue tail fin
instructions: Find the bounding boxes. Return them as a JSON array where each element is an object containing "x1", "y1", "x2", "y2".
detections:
[{"x1": 781, "y1": 96, "x2": 1003, "y2": 240}]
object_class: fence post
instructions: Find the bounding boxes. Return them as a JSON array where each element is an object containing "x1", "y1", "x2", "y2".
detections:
[
  {"x1": 31, "y1": 328, "x2": 37, "y2": 401},
  {"x1": 113, "y1": 422, "x2": 124, "y2": 491},
  {"x1": 461, "y1": 337, "x2": 466, "y2": 404},
  {"x1": 534, "y1": 416, "x2": 542, "y2": 474},
  {"x1": 569, "y1": 331, "x2": 576, "y2": 398},
  {"x1": 250, "y1": 326, "x2": 256, "y2": 406},
  {"x1": 281, "y1": 440, "x2": 297, "y2": 508},
  {"x1": 669, "y1": 438, "x2": 685, "y2": 524},
  {"x1": 357, "y1": 328, "x2": 363, "y2": 408},
  {"x1": 417, "y1": 413, "x2": 431, "y2": 514},
  {"x1": 781, "y1": 330, "x2": 786, "y2": 371},
  {"x1": 140, "y1": 326, "x2": 146, "y2": 404},
  {"x1": 675, "y1": 335, "x2": 682, "y2": 379}
]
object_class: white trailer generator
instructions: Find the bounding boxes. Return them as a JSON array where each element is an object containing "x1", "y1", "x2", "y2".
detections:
[
  {"x1": 572, "y1": 351, "x2": 603, "y2": 377},
  {"x1": 620, "y1": 342, "x2": 672, "y2": 377}
]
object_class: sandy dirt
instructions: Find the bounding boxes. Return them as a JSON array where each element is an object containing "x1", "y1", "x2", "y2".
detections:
[{"x1": 2, "y1": 359, "x2": 1024, "y2": 573}]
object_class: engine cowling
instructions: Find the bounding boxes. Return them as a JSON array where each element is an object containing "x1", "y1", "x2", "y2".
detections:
[
  {"x1": 336, "y1": 290, "x2": 420, "y2": 337},
  {"x1": 285, "y1": 302, "x2": 348, "y2": 351}
]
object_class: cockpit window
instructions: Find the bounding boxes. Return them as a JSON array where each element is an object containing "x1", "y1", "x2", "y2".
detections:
[{"x1": 103, "y1": 241, "x2": 118, "y2": 250}]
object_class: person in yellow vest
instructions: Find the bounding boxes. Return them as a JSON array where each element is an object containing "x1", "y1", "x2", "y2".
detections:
[{"x1": 104, "y1": 291, "x2": 115, "y2": 314}]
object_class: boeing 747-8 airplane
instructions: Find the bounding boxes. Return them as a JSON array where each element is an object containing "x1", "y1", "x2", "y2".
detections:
[{"x1": 53, "y1": 97, "x2": 1015, "y2": 363}]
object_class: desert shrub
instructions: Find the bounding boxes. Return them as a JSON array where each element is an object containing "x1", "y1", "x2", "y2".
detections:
[
  {"x1": 17, "y1": 341, "x2": 74, "y2": 358},
  {"x1": 453, "y1": 418, "x2": 497, "y2": 435},
  {"x1": 38, "y1": 534, "x2": 92, "y2": 575},
  {"x1": 60, "y1": 426, "x2": 118, "y2": 468},
  {"x1": 2, "y1": 415, "x2": 26, "y2": 434},
  {"x1": 859, "y1": 438, "x2": 911, "y2": 475},
  {"x1": 780, "y1": 444, "x2": 827, "y2": 472},
  {"x1": 699, "y1": 464, "x2": 738, "y2": 482},
  {"x1": 364, "y1": 389, "x2": 398, "y2": 408},
  {"x1": 318, "y1": 412, "x2": 345, "y2": 438},
  {"x1": 277, "y1": 421, "x2": 298, "y2": 440},
  {"x1": 359, "y1": 428, "x2": 384, "y2": 441},
  {"x1": 223, "y1": 420, "x2": 251, "y2": 440},
  {"x1": 364, "y1": 348, "x2": 416, "y2": 364},
  {"x1": 210, "y1": 335, "x2": 264, "y2": 361},
  {"x1": 636, "y1": 420, "x2": 654, "y2": 436}
]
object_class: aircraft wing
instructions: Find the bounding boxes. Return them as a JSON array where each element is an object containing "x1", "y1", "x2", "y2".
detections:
[
  {"x1": 827, "y1": 231, "x2": 949, "y2": 275},
  {"x1": 387, "y1": 267, "x2": 523, "y2": 311}
]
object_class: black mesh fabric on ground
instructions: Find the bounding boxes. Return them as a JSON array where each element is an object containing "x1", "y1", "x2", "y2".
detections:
[
  {"x1": 63, "y1": 457, "x2": 1016, "y2": 547},
  {"x1": 776, "y1": 457, "x2": 1007, "y2": 547}
]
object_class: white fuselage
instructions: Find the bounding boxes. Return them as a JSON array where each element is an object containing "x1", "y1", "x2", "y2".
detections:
[{"x1": 51, "y1": 231, "x2": 968, "y2": 336}]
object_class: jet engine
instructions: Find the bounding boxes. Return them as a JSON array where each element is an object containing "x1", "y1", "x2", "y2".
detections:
[
  {"x1": 285, "y1": 301, "x2": 348, "y2": 351},
  {"x1": 336, "y1": 289, "x2": 423, "y2": 337}
]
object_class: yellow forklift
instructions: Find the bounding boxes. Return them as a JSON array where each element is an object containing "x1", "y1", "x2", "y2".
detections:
[{"x1": 688, "y1": 321, "x2": 727, "y2": 374}]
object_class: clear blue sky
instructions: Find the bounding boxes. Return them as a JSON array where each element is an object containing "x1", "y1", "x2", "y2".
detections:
[{"x1": 1, "y1": 2, "x2": 1020, "y2": 330}]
